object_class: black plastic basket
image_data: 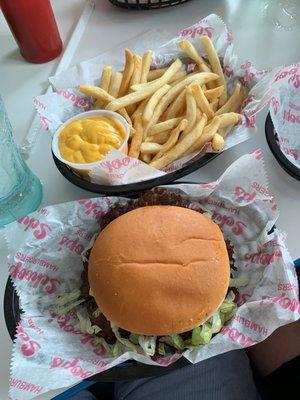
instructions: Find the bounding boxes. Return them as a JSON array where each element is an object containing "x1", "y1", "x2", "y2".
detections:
[
  {"x1": 265, "y1": 113, "x2": 300, "y2": 182},
  {"x1": 52, "y1": 151, "x2": 219, "y2": 197},
  {"x1": 108, "y1": 0, "x2": 192, "y2": 10}
]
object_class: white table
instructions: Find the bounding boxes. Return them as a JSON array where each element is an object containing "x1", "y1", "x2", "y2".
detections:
[{"x1": 0, "y1": 0, "x2": 299, "y2": 398}]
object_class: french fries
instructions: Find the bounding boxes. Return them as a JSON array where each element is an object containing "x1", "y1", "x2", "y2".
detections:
[
  {"x1": 79, "y1": 85, "x2": 112, "y2": 103},
  {"x1": 147, "y1": 68, "x2": 167, "y2": 81},
  {"x1": 210, "y1": 99, "x2": 219, "y2": 112},
  {"x1": 78, "y1": 36, "x2": 247, "y2": 171},
  {"x1": 218, "y1": 112, "x2": 242, "y2": 128},
  {"x1": 152, "y1": 119, "x2": 187, "y2": 162},
  {"x1": 165, "y1": 88, "x2": 186, "y2": 120},
  {"x1": 140, "y1": 142, "x2": 163, "y2": 154},
  {"x1": 150, "y1": 115, "x2": 207, "y2": 170},
  {"x1": 136, "y1": 70, "x2": 187, "y2": 90},
  {"x1": 181, "y1": 85, "x2": 197, "y2": 139},
  {"x1": 178, "y1": 39, "x2": 211, "y2": 73},
  {"x1": 100, "y1": 66, "x2": 113, "y2": 92},
  {"x1": 148, "y1": 117, "x2": 182, "y2": 136},
  {"x1": 106, "y1": 58, "x2": 183, "y2": 111},
  {"x1": 78, "y1": 85, "x2": 132, "y2": 126},
  {"x1": 128, "y1": 114, "x2": 143, "y2": 159},
  {"x1": 215, "y1": 83, "x2": 244, "y2": 115},
  {"x1": 146, "y1": 72, "x2": 219, "y2": 129},
  {"x1": 118, "y1": 48, "x2": 135, "y2": 97},
  {"x1": 141, "y1": 50, "x2": 153, "y2": 83},
  {"x1": 94, "y1": 66, "x2": 113, "y2": 109},
  {"x1": 130, "y1": 55, "x2": 143, "y2": 87},
  {"x1": 196, "y1": 108, "x2": 202, "y2": 120},
  {"x1": 146, "y1": 131, "x2": 170, "y2": 144},
  {"x1": 134, "y1": 71, "x2": 217, "y2": 93},
  {"x1": 191, "y1": 83, "x2": 214, "y2": 120},
  {"x1": 204, "y1": 86, "x2": 224, "y2": 101},
  {"x1": 186, "y1": 116, "x2": 221, "y2": 154},
  {"x1": 143, "y1": 84, "x2": 170, "y2": 123},
  {"x1": 168, "y1": 71, "x2": 187, "y2": 86},
  {"x1": 212, "y1": 133, "x2": 225, "y2": 151},
  {"x1": 199, "y1": 36, "x2": 227, "y2": 105},
  {"x1": 108, "y1": 72, "x2": 122, "y2": 98},
  {"x1": 140, "y1": 153, "x2": 151, "y2": 163},
  {"x1": 131, "y1": 98, "x2": 148, "y2": 120},
  {"x1": 127, "y1": 55, "x2": 143, "y2": 115}
]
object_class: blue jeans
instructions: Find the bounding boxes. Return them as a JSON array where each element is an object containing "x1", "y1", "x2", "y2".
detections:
[{"x1": 69, "y1": 350, "x2": 260, "y2": 400}]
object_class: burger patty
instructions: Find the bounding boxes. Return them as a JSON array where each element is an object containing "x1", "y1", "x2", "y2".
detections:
[{"x1": 80, "y1": 188, "x2": 234, "y2": 346}]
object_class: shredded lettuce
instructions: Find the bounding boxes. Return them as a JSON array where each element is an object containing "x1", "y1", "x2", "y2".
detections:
[
  {"x1": 170, "y1": 334, "x2": 185, "y2": 350},
  {"x1": 159, "y1": 336, "x2": 173, "y2": 347},
  {"x1": 191, "y1": 323, "x2": 212, "y2": 346},
  {"x1": 159, "y1": 334, "x2": 184, "y2": 351},
  {"x1": 58, "y1": 289, "x2": 81, "y2": 306},
  {"x1": 125, "y1": 292, "x2": 237, "y2": 355},
  {"x1": 77, "y1": 311, "x2": 91, "y2": 333},
  {"x1": 111, "y1": 323, "x2": 138, "y2": 353},
  {"x1": 138, "y1": 335, "x2": 157, "y2": 356},
  {"x1": 203, "y1": 211, "x2": 212, "y2": 219},
  {"x1": 57, "y1": 291, "x2": 236, "y2": 355},
  {"x1": 92, "y1": 325, "x2": 101, "y2": 334},
  {"x1": 229, "y1": 278, "x2": 249, "y2": 287},
  {"x1": 56, "y1": 298, "x2": 85, "y2": 316},
  {"x1": 56, "y1": 289, "x2": 85, "y2": 315},
  {"x1": 171, "y1": 335, "x2": 184, "y2": 350},
  {"x1": 190, "y1": 292, "x2": 236, "y2": 347},
  {"x1": 92, "y1": 308, "x2": 101, "y2": 318},
  {"x1": 81, "y1": 234, "x2": 98, "y2": 263},
  {"x1": 219, "y1": 297, "x2": 237, "y2": 324},
  {"x1": 226, "y1": 290, "x2": 235, "y2": 302},
  {"x1": 158, "y1": 342, "x2": 166, "y2": 356},
  {"x1": 129, "y1": 333, "x2": 140, "y2": 345},
  {"x1": 111, "y1": 341, "x2": 125, "y2": 357},
  {"x1": 57, "y1": 283, "x2": 237, "y2": 357},
  {"x1": 93, "y1": 337, "x2": 111, "y2": 354},
  {"x1": 209, "y1": 312, "x2": 222, "y2": 334},
  {"x1": 77, "y1": 311, "x2": 102, "y2": 334}
]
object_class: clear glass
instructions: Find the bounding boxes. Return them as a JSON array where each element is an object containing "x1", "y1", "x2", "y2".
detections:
[
  {"x1": 264, "y1": 0, "x2": 300, "y2": 30},
  {"x1": 0, "y1": 96, "x2": 43, "y2": 226}
]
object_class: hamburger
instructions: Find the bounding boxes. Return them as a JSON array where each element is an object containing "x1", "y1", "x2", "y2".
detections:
[{"x1": 59, "y1": 189, "x2": 237, "y2": 357}]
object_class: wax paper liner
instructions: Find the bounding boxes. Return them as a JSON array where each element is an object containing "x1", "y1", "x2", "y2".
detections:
[
  {"x1": 4, "y1": 149, "x2": 299, "y2": 399},
  {"x1": 267, "y1": 63, "x2": 300, "y2": 168},
  {"x1": 33, "y1": 13, "x2": 273, "y2": 185}
]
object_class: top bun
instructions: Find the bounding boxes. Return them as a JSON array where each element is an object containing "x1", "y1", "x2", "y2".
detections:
[{"x1": 88, "y1": 205, "x2": 230, "y2": 336}]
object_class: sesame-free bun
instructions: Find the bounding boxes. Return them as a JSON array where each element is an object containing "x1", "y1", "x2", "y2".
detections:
[{"x1": 88, "y1": 206, "x2": 230, "y2": 336}]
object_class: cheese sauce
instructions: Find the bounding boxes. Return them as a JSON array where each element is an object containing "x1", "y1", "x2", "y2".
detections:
[{"x1": 58, "y1": 116, "x2": 126, "y2": 164}]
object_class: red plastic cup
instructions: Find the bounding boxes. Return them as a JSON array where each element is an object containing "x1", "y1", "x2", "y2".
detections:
[{"x1": 0, "y1": 0, "x2": 63, "y2": 63}]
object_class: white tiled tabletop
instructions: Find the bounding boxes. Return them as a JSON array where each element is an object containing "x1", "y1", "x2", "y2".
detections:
[{"x1": 0, "y1": 0, "x2": 300, "y2": 398}]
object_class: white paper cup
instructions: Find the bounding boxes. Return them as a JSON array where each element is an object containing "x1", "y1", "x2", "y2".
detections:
[{"x1": 52, "y1": 110, "x2": 130, "y2": 179}]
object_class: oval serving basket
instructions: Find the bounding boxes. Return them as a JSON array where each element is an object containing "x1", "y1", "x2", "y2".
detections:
[
  {"x1": 265, "y1": 113, "x2": 300, "y2": 182},
  {"x1": 53, "y1": 151, "x2": 219, "y2": 196}
]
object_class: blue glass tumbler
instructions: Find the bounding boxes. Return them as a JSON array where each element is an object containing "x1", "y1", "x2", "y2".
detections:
[{"x1": 0, "y1": 96, "x2": 43, "y2": 226}]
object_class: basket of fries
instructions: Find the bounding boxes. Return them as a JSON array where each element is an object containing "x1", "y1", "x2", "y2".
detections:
[
  {"x1": 57, "y1": 37, "x2": 243, "y2": 194},
  {"x1": 52, "y1": 36, "x2": 240, "y2": 195},
  {"x1": 35, "y1": 14, "x2": 270, "y2": 195},
  {"x1": 108, "y1": 0, "x2": 192, "y2": 10}
]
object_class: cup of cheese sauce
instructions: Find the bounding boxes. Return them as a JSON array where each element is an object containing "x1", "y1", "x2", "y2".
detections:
[{"x1": 52, "y1": 110, "x2": 130, "y2": 179}]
